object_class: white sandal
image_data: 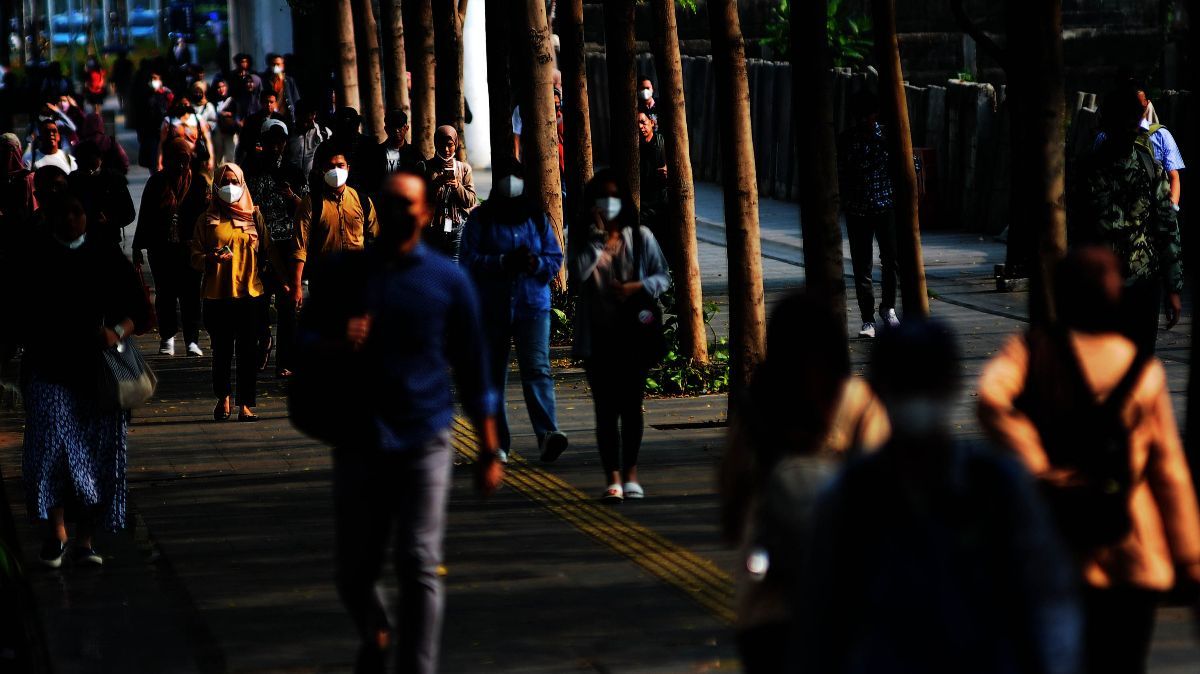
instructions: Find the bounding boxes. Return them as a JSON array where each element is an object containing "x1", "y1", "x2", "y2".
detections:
[
  {"x1": 602, "y1": 483, "x2": 623, "y2": 502},
  {"x1": 622, "y1": 482, "x2": 644, "y2": 499}
]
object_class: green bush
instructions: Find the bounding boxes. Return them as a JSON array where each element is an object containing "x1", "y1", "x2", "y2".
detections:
[
  {"x1": 645, "y1": 298, "x2": 730, "y2": 396},
  {"x1": 760, "y1": 0, "x2": 873, "y2": 68}
]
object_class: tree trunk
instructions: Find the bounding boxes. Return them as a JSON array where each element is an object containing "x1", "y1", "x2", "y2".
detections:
[
  {"x1": 1182, "y1": 0, "x2": 1199, "y2": 481},
  {"x1": 559, "y1": 0, "x2": 593, "y2": 281},
  {"x1": 485, "y1": 0, "x2": 513, "y2": 169},
  {"x1": 518, "y1": 0, "x2": 566, "y2": 288},
  {"x1": 603, "y1": 0, "x2": 639, "y2": 209},
  {"x1": 650, "y1": 0, "x2": 707, "y2": 364},
  {"x1": 432, "y1": 0, "x2": 466, "y2": 160},
  {"x1": 1004, "y1": 0, "x2": 1066, "y2": 324},
  {"x1": 353, "y1": 0, "x2": 386, "y2": 141},
  {"x1": 404, "y1": 0, "x2": 436, "y2": 159},
  {"x1": 380, "y1": 0, "x2": 409, "y2": 124},
  {"x1": 871, "y1": 0, "x2": 929, "y2": 317},
  {"x1": 334, "y1": 0, "x2": 361, "y2": 112},
  {"x1": 709, "y1": 0, "x2": 765, "y2": 396},
  {"x1": 793, "y1": 0, "x2": 848, "y2": 344}
]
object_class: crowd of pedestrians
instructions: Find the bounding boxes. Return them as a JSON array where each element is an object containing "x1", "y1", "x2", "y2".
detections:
[{"x1": 0, "y1": 47, "x2": 1198, "y2": 674}]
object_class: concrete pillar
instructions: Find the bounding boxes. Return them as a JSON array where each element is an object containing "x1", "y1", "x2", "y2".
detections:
[{"x1": 464, "y1": 0, "x2": 490, "y2": 168}]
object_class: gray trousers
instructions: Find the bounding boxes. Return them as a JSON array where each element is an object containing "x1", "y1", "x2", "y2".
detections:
[{"x1": 333, "y1": 431, "x2": 452, "y2": 674}]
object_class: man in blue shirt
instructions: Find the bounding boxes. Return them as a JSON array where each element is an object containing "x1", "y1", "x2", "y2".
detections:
[
  {"x1": 300, "y1": 171, "x2": 502, "y2": 674},
  {"x1": 1094, "y1": 84, "x2": 1185, "y2": 208},
  {"x1": 460, "y1": 159, "x2": 568, "y2": 464}
]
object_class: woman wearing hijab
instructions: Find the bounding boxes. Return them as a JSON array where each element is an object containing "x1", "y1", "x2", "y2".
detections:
[
  {"x1": 159, "y1": 99, "x2": 214, "y2": 174},
  {"x1": 427, "y1": 125, "x2": 476, "y2": 259},
  {"x1": 0, "y1": 133, "x2": 36, "y2": 235},
  {"x1": 190, "y1": 163, "x2": 270, "y2": 422},
  {"x1": 77, "y1": 113, "x2": 130, "y2": 175},
  {"x1": 133, "y1": 138, "x2": 210, "y2": 357}
]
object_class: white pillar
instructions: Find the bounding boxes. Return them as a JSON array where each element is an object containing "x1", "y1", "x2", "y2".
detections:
[{"x1": 463, "y1": 0, "x2": 490, "y2": 168}]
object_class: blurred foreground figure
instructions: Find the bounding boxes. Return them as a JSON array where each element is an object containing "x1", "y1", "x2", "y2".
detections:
[
  {"x1": 720, "y1": 290, "x2": 889, "y2": 673},
  {"x1": 979, "y1": 246, "x2": 1200, "y2": 674},
  {"x1": 801, "y1": 319, "x2": 1081, "y2": 674}
]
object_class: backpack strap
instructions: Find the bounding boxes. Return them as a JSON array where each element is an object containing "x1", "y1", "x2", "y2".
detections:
[{"x1": 1100, "y1": 349, "x2": 1152, "y2": 415}]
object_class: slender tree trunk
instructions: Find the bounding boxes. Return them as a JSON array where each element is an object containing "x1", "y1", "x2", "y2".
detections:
[
  {"x1": 334, "y1": 0, "x2": 361, "y2": 112},
  {"x1": 518, "y1": 0, "x2": 566, "y2": 288},
  {"x1": 354, "y1": 0, "x2": 386, "y2": 141},
  {"x1": 650, "y1": 0, "x2": 707, "y2": 364},
  {"x1": 559, "y1": 0, "x2": 593, "y2": 277},
  {"x1": 793, "y1": 0, "x2": 848, "y2": 344},
  {"x1": 1182, "y1": 0, "x2": 1199, "y2": 481},
  {"x1": 380, "y1": 0, "x2": 409, "y2": 125},
  {"x1": 485, "y1": 0, "x2": 513, "y2": 168},
  {"x1": 1004, "y1": 0, "x2": 1066, "y2": 324},
  {"x1": 709, "y1": 0, "x2": 765, "y2": 396},
  {"x1": 433, "y1": 0, "x2": 466, "y2": 160},
  {"x1": 404, "y1": 0, "x2": 436, "y2": 158},
  {"x1": 871, "y1": 0, "x2": 929, "y2": 317},
  {"x1": 604, "y1": 0, "x2": 639, "y2": 208}
]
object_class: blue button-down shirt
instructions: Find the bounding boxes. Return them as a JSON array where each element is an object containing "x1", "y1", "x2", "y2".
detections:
[
  {"x1": 299, "y1": 243, "x2": 497, "y2": 451},
  {"x1": 1095, "y1": 124, "x2": 1186, "y2": 171},
  {"x1": 459, "y1": 199, "x2": 564, "y2": 321}
]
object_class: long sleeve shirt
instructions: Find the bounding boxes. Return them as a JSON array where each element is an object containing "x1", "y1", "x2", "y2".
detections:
[
  {"x1": 459, "y1": 200, "x2": 563, "y2": 321},
  {"x1": 297, "y1": 244, "x2": 498, "y2": 451},
  {"x1": 292, "y1": 187, "x2": 379, "y2": 264},
  {"x1": 190, "y1": 211, "x2": 269, "y2": 300}
]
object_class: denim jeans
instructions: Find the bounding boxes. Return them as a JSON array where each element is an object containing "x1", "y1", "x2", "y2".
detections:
[
  {"x1": 333, "y1": 432, "x2": 452, "y2": 674},
  {"x1": 487, "y1": 310, "x2": 559, "y2": 451}
]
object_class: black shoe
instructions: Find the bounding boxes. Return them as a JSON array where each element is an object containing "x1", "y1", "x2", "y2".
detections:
[
  {"x1": 540, "y1": 431, "x2": 569, "y2": 463},
  {"x1": 73, "y1": 546, "x2": 103, "y2": 566},
  {"x1": 39, "y1": 539, "x2": 67, "y2": 569}
]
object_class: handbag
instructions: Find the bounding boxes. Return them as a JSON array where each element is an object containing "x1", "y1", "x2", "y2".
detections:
[
  {"x1": 100, "y1": 338, "x2": 158, "y2": 410},
  {"x1": 621, "y1": 225, "x2": 667, "y2": 368}
]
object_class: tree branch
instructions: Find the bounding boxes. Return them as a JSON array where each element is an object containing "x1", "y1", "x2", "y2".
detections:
[{"x1": 950, "y1": 0, "x2": 1009, "y2": 71}]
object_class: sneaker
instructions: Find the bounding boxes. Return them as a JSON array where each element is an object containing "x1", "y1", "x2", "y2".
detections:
[
  {"x1": 39, "y1": 539, "x2": 67, "y2": 569},
  {"x1": 158, "y1": 337, "x2": 175, "y2": 355},
  {"x1": 882, "y1": 308, "x2": 900, "y2": 329},
  {"x1": 73, "y1": 546, "x2": 103, "y2": 566},
  {"x1": 602, "y1": 483, "x2": 623, "y2": 503},
  {"x1": 539, "y1": 431, "x2": 569, "y2": 463},
  {"x1": 495, "y1": 449, "x2": 509, "y2": 465},
  {"x1": 186, "y1": 342, "x2": 204, "y2": 357},
  {"x1": 858, "y1": 322, "x2": 876, "y2": 339}
]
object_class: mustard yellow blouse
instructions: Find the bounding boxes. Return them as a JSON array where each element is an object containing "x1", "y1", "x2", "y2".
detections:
[{"x1": 189, "y1": 210, "x2": 269, "y2": 300}]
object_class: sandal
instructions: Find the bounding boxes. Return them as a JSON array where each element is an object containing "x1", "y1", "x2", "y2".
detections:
[
  {"x1": 622, "y1": 482, "x2": 644, "y2": 500},
  {"x1": 237, "y1": 411, "x2": 260, "y2": 422},
  {"x1": 602, "y1": 484, "x2": 623, "y2": 503}
]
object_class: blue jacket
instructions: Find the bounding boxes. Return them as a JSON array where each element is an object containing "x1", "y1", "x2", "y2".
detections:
[{"x1": 459, "y1": 198, "x2": 564, "y2": 321}]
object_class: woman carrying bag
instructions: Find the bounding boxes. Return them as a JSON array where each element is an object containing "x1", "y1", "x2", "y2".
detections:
[
  {"x1": 571, "y1": 170, "x2": 670, "y2": 502},
  {"x1": 190, "y1": 163, "x2": 271, "y2": 422},
  {"x1": 19, "y1": 197, "x2": 150, "y2": 568}
]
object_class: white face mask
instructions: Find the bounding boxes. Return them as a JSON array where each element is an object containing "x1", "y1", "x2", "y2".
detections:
[
  {"x1": 494, "y1": 176, "x2": 524, "y2": 199},
  {"x1": 217, "y1": 183, "x2": 243, "y2": 204},
  {"x1": 640, "y1": 88, "x2": 653, "y2": 101},
  {"x1": 324, "y1": 167, "x2": 349, "y2": 188},
  {"x1": 272, "y1": 65, "x2": 284, "y2": 75},
  {"x1": 150, "y1": 79, "x2": 162, "y2": 91},
  {"x1": 596, "y1": 196, "x2": 622, "y2": 223},
  {"x1": 58, "y1": 232, "x2": 87, "y2": 249}
]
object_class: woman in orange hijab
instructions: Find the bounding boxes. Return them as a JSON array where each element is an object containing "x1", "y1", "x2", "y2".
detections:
[{"x1": 190, "y1": 163, "x2": 270, "y2": 421}]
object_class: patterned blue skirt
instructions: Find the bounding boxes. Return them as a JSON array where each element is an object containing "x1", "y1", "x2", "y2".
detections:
[{"x1": 22, "y1": 377, "x2": 128, "y2": 532}]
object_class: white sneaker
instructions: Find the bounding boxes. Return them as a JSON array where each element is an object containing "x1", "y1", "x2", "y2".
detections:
[
  {"x1": 858, "y1": 322, "x2": 876, "y2": 339},
  {"x1": 882, "y1": 308, "x2": 900, "y2": 329},
  {"x1": 159, "y1": 337, "x2": 175, "y2": 355},
  {"x1": 495, "y1": 449, "x2": 509, "y2": 465},
  {"x1": 186, "y1": 342, "x2": 204, "y2": 357}
]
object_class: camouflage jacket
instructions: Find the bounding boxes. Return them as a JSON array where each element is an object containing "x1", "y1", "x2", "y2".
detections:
[{"x1": 1069, "y1": 141, "x2": 1182, "y2": 293}]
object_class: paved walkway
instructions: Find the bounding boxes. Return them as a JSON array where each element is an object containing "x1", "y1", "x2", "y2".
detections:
[{"x1": 1, "y1": 130, "x2": 1198, "y2": 671}]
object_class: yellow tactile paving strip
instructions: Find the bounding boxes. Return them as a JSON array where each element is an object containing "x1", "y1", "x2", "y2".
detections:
[{"x1": 450, "y1": 417, "x2": 736, "y2": 624}]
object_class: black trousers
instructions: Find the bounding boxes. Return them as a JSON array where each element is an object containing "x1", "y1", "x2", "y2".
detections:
[
  {"x1": 203, "y1": 297, "x2": 262, "y2": 407},
  {"x1": 1083, "y1": 586, "x2": 1159, "y2": 674},
  {"x1": 846, "y1": 210, "x2": 899, "y2": 323},
  {"x1": 148, "y1": 244, "x2": 203, "y2": 345},
  {"x1": 1121, "y1": 280, "x2": 1163, "y2": 354},
  {"x1": 259, "y1": 287, "x2": 297, "y2": 373},
  {"x1": 585, "y1": 357, "x2": 648, "y2": 476}
]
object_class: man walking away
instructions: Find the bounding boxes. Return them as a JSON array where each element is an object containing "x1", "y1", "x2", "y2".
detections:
[
  {"x1": 296, "y1": 171, "x2": 503, "y2": 674},
  {"x1": 838, "y1": 90, "x2": 900, "y2": 339},
  {"x1": 1070, "y1": 86, "x2": 1182, "y2": 353}
]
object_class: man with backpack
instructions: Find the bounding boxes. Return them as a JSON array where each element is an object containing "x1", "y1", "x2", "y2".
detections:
[
  {"x1": 1071, "y1": 86, "x2": 1183, "y2": 352},
  {"x1": 979, "y1": 246, "x2": 1200, "y2": 674},
  {"x1": 1096, "y1": 82, "x2": 1185, "y2": 209}
]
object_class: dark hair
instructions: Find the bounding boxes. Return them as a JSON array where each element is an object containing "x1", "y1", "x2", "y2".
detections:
[
  {"x1": 1054, "y1": 246, "x2": 1123, "y2": 332},
  {"x1": 265, "y1": 52, "x2": 279, "y2": 64},
  {"x1": 33, "y1": 164, "x2": 68, "y2": 192},
  {"x1": 233, "y1": 52, "x2": 252, "y2": 64},
  {"x1": 315, "y1": 142, "x2": 351, "y2": 168},
  {"x1": 870, "y1": 318, "x2": 960, "y2": 401},
  {"x1": 385, "y1": 109, "x2": 409, "y2": 129},
  {"x1": 1100, "y1": 86, "x2": 1145, "y2": 135},
  {"x1": 849, "y1": 89, "x2": 880, "y2": 119},
  {"x1": 74, "y1": 140, "x2": 103, "y2": 164},
  {"x1": 260, "y1": 88, "x2": 278, "y2": 103},
  {"x1": 492, "y1": 154, "x2": 524, "y2": 180},
  {"x1": 295, "y1": 99, "x2": 316, "y2": 116},
  {"x1": 581, "y1": 168, "x2": 637, "y2": 230}
]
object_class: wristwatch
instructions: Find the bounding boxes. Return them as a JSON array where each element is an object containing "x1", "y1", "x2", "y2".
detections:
[{"x1": 112, "y1": 323, "x2": 127, "y2": 339}]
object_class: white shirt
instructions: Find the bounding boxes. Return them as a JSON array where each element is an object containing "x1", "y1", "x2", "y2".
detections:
[{"x1": 33, "y1": 149, "x2": 77, "y2": 174}]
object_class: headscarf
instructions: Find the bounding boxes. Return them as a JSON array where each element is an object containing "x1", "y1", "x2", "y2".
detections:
[
  {"x1": 209, "y1": 163, "x2": 257, "y2": 240},
  {"x1": 78, "y1": 113, "x2": 113, "y2": 153},
  {"x1": 1, "y1": 133, "x2": 26, "y2": 175},
  {"x1": 434, "y1": 125, "x2": 458, "y2": 165},
  {"x1": 160, "y1": 137, "x2": 194, "y2": 211}
]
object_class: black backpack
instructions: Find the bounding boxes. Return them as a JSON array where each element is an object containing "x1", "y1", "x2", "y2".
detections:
[{"x1": 1015, "y1": 328, "x2": 1149, "y2": 550}]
